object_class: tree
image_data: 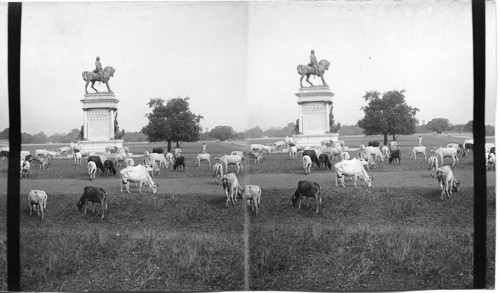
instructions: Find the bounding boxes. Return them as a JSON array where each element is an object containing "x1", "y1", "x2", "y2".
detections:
[
  {"x1": 425, "y1": 118, "x2": 451, "y2": 134},
  {"x1": 245, "y1": 126, "x2": 264, "y2": 138},
  {"x1": 357, "y1": 90, "x2": 419, "y2": 145},
  {"x1": 142, "y1": 97, "x2": 203, "y2": 151},
  {"x1": 0, "y1": 128, "x2": 8, "y2": 140},
  {"x1": 209, "y1": 126, "x2": 235, "y2": 141},
  {"x1": 463, "y1": 120, "x2": 473, "y2": 132}
]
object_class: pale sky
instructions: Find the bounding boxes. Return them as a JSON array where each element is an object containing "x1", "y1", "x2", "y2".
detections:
[{"x1": 0, "y1": 1, "x2": 497, "y2": 135}]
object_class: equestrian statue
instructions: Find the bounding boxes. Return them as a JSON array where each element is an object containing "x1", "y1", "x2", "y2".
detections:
[
  {"x1": 297, "y1": 49, "x2": 330, "y2": 87},
  {"x1": 82, "y1": 56, "x2": 115, "y2": 94}
]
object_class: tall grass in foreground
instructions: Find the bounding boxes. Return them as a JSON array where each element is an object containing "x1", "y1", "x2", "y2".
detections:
[{"x1": 249, "y1": 186, "x2": 494, "y2": 290}]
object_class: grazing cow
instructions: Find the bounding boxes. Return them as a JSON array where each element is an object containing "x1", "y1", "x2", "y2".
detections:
[
  {"x1": 77, "y1": 186, "x2": 108, "y2": 219},
  {"x1": 245, "y1": 150, "x2": 265, "y2": 164},
  {"x1": 410, "y1": 146, "x2": 427, "y2": 160},
  {"x1": 120, "y1": 164, "x2": 157, "y2": 194},
  {"x1": 28, "y1": 190, "x2": 48, "y2": 219},
  {"x1": 74, "y1": 152, "x2": 83, "y2": 165},
  {"x1": 113, "y1": 154, "x2": 127, "y2": 167},
  {"x1": 195, "y1": 153, "x2": 211, "y2": 167},
  {"x1": 447, "y1": 143, "x2": 467, "y2": 157},
  {"x1": 302, "y1": 155, "x2": 312, "y2": 175},
  {"x1": 363, "y1": 146, "x2": 384, "y2": 162},
  {"x1": 87, "y1": 156, "x2": 106, "y2": 174},
  {"x1": 289, "y1": 146, "x2": 298, "y2": 159},
  {"x1": 146, "y1": 153, "x2": 169, "y2": 169},
  {"x1": 291, "y1": 180, "x2": 322, "y2": 214},
  {"x1": 430, "y1": 147, "x2": 459, "y2": 166},
  {"x1": 152, "y1": 147, "x2": 164, "y2": 154},
  {"x1": 240, "y1": 185, "x2": 262, "y2": 215},
  {"x1": 213, "y1": 162, "x2": 224, "y2": 185},
  {"x1": 428, "y1": 155, "x2": 439, "y2": 177},
  {"x1": 250, "y1": 144, "x2": 266, "y2": 151},
  {"x1": 340, "y1": 151, "x2": 350, "y2": 160},
  {"x1": 125, "y1": 158, "x2": 135, "y2": 166},
  {"x1": 302, "y1": 150, "x2": 320, "y2": 168},
  {"x1": 273, "y1": 140, "x2": 287, "y2": 150},
  {"x1": 58, "y1": 146, "x2": 71, "y2": 156},
  {"x1": 318, "y1": 154, "x2": 331, "y2": 170},
  {"x1": 435, "y1": 166, "x2": 461, "y2": 200},
  {"x1": 173, "y1": 156, "x2": 186, "y2": 171},
  {"x1": 261, "y1": 145, "x2": 274, "y2": 154},
  {"x1": 88, "y1": 161, "x2": 97, "y2": 181},
  {"x1": 388, "y1": 149, "x2": 401, "y2": 164},
  {"x1": 231, "y1": 151, "x2": 244, "y2": 157},
  {"x1": 20, "y1": 150, "x2": 30, "y2": 161},
  {"x1": 215, "y1": 154, "x2": 243, "y2": 173},
  {"x1": 334, "y1": 158, "x2": 373, "y2": 188},
  {"x1": 20, "y1": 160, "x2": 30, "y2": 178},
  {"x1": 368, "y1": 141, "x2": 380, "y2": 147},
  {"x1": 32, "y1": 154, "x2": 50, "y2": 169},
  {"x1": 103, "y1": 159, "x2": 117, "y2": 176},
  {"x1": 221, "y1": 173, "x2": 242, "y2": 207}
]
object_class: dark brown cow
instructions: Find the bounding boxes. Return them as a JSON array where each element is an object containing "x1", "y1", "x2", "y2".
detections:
[
  {"x1": 77, "y1": 186, "x2": 108, "y2": 219},
  {"x1": 291, "y1": 180, "x2": 322, "y2": 214}
]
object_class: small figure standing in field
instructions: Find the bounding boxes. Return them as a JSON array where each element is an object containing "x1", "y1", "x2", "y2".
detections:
[
  {"x1": 202, "y1": 142, "x2": 207, "y2": 154},
  {"x1": 418, "y1": 135, "x2": 423, "y2": 147},
  {"x1": 390, "y1": 140, "x2": 398, "y2": 150}
]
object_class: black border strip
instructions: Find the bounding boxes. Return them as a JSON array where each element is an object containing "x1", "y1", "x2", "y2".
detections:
[
  {"x1": 472, "y1": 0, "x2": 486, "y2": 289},
  {"x1": 7, "y1": 2, "x2": 22, "y2": 291}
]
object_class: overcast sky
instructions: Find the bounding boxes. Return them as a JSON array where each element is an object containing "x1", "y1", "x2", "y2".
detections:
[{"x1": 0, "y1": 0, "x2": 496, "y2": 136}]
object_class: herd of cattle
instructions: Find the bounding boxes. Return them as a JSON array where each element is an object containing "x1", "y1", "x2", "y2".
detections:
[{"x1": 1, "y1": 137, "x2": 495, "y2": 219}]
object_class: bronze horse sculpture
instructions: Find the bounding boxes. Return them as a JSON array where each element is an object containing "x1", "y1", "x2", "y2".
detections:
[
  {"x1": 82, "y1": 66, "x2": 115, "y2": 94},
  {"x1": 297, "y1": 59, "x2": 330, "y2": 87}
]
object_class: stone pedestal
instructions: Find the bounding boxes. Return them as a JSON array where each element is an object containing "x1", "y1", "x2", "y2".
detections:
[
  {"x1": 78, "y1": 92, "x2": 123, "y2": 153},
  {"x1": 293, "y1": 85, "x2": 339, "y2": 147}
]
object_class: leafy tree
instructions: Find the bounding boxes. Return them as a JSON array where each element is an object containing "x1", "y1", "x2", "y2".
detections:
[
  {"x1": 425, "y1": 118, "x2": 452, "y2": 134},
  {"x1": 485, "y1": 125, "x2": 495, "y2": 136},
  {"x1": 0, "y1": 128, "x2": 8, "y2": 140},
  {"x1": 199, "y1": 131, "x2": 211, "y2": 141},
  {"x1": 463, "y1": 120, "x2": 473, "y2": 132},
  {"x1": 32, "y1": 132, "x2": 48, "y2": 144},
  {"x1": 209, "y1": 126, "x2": 235, "y2": 141},
  {"x1": 21, "y1": 132, "x2": 33, "y2": 144},
  {"x1": 245, "y1": 126, "x2": 264, "y2": 138},
  {"x1": 357, "y1": 90, "x2": 419, "y2": 145},
  {"x1": 142, "y1": 97, "x2": 203, "y2": 151}
]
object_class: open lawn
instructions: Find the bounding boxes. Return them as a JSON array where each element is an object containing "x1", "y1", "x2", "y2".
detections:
[{"x1": 0, "y1": 134, "x2": 495, "y2": 290}]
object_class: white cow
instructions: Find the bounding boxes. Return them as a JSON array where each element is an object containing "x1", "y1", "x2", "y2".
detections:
[
  {"x1": 289, "y1": 146, "x2": 298, "y2": 159},
  {"x1": 20, "y1": 160, "x2": 30, "y2": 178},
  {"x1": 364, "y1": 146, "x2": 384, "y2": 162},
  {"x1": 340, "y1": 151, "x2": 350, "y2": 160},
  {"x1": 195, "y1": 153, "x2": 211, "y2": 167},
  {"x1": 28, "y1": 190, "x2": 48, "y2": 219},
  {"x1": 334, "y1": 158, "x2": 372, "y2": 188},
  {"x1": 428, "y1": 155, "x2": 439, "y2": 177},
  {"x1": 240, "y1": 185, "x2": 262, "y2": 215},
  {"x1": 58, "y1": 146, "x2": 71, "y2": 156},
  {"x1": 436, "y1": 165, "x2": 461, "y2": 200},
  {"x1": 358, "y1": 148, "x2": 376, "y2": 169},
  {"x1": 250, "y1": 144, "x2": 266, "y2": 151},
  {"x1": 146, "y1": 153, "x2": 169, "y2": 169},
  {"x1": 113, "y1": 154, "x2": 127, "y2": 167},
  {"x1": 165, "y1": 152, "x2": 175, "y2": 165},
  {"x1": 120, "y1": 164, "x2": 158, "y2": 194},
  {"x1": 215, "y1": 154, "x2": 243, "y2": 173},
  {"x1": 88, "y1": 161, "x2": 97, "y2": 181},
  {"x1": 380, "y1": 146, "x2": 390, "y2": 159},
  {"x1": 213, "y1": 162, "x2": 224, "y2": 185},
  {"x1": 302, "y1": 155, "x2": 312, "y2": 175},
  {"x1": 74, "y1": 152, "x2": 83, "y2": 165},
  {"x1": 221, "y1": 173, "x2": 242, "y2": 207},
  {"x1": 35, "y1": 149, "x2": 49, "y2": 156},
  {"x1": 410, "y1": 146, "x2": 427, "y2": 160},
  {"x1": 431, "y1": 147, "x2": 459, "y2": 166}
]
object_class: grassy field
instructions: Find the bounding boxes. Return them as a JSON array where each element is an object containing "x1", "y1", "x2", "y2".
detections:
[{"x1": 0, "y1": 133, "x2": 495, "y2": 290}]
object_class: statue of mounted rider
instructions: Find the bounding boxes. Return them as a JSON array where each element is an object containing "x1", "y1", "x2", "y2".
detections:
[
  {"x1": 297, "y1": 49, "x2": 330, "y2": 87},
  {"x1": 82, "y1": 56, "x2": 115, "y2": 94}
]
